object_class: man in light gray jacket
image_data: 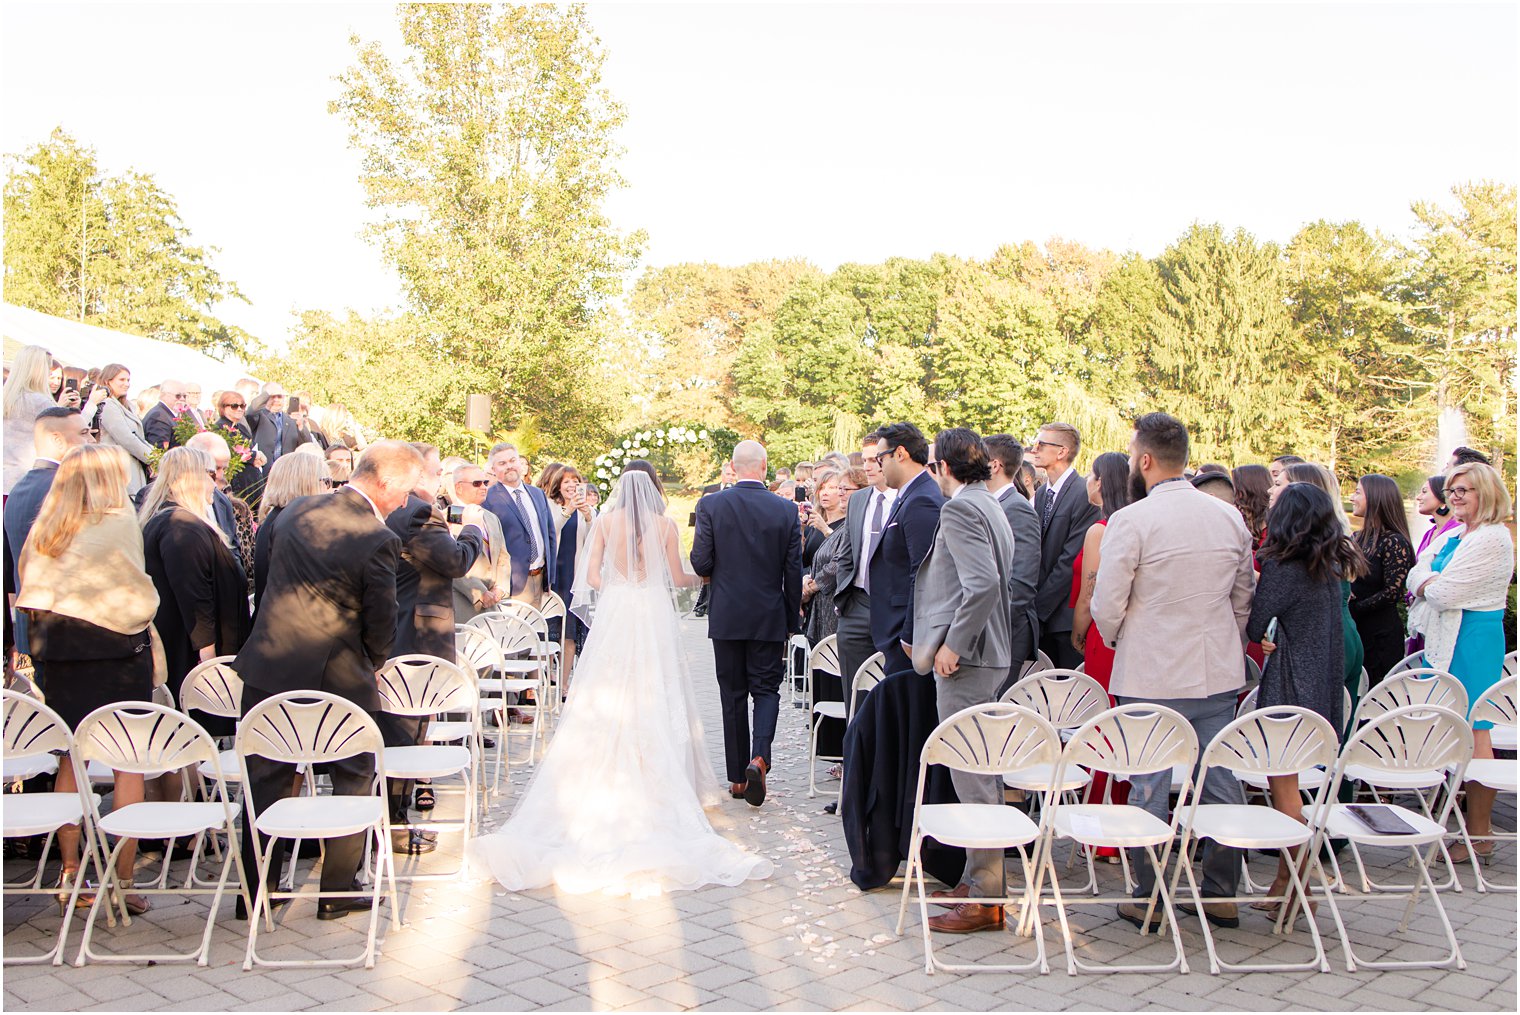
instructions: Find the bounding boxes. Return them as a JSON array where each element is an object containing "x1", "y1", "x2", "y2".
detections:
[
  {"x1": 985, "y1": 434, "x2": 1041, "y2": 693},
  {"x1": 909, "y1": 427, "x2": 1015, "y2": 936}
]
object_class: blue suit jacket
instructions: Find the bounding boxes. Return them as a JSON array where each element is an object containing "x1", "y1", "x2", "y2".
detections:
[
  {"x1": 4, "y1": 461, "x2": 59, "y2": 656},
  {"x1": 483, "y1": 482, "x2": 558, "y2": 595},
  {"x1": 867, "y1": 470, "x2": 944, "y2": 655},
  {"x1": 690, "y1": 480, "x2": 803, "y2": 643}
]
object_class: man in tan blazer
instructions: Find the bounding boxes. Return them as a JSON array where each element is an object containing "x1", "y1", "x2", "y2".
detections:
[
  {"x1": 449, "y1": 462, "x2": 513, "y2": 621},
  {"x1": 1091, "y1": 412, "x2": 1255, "y2": 931}
]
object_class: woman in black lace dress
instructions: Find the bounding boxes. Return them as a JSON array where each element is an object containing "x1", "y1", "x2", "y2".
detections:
[{"x1": 1349, "y1": 474, "x2": 1416, "y2": 684}]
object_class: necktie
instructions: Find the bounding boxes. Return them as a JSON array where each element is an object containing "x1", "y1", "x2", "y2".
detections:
[
  {"x1": 862, "y1": 491, "x2": 887, "y2": 594},
  {"x1": 514, "y1": 488, "x2": 542, "y2": 565},
  {"x1": 1042, "y1": 483, "x2": 1057, "y2": 528},
  {"x1": 271, "y1": 413, "x2": 285, "y2": 460}
]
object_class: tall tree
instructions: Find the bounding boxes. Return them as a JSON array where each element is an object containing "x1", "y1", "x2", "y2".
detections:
[
  {"x1": 3, "y1": 127, "x2": 254, "y2": 356},
  {"x1": 332, "y1": 3, "x2": 642, "y2": 459}
]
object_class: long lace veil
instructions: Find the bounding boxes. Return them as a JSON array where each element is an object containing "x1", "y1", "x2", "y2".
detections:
[{"x1": 569, "y1": 470, "x2": 697, "y2": 625}]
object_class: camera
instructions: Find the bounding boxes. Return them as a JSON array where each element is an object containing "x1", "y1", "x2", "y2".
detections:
[{"x1": 446, "y1": 504, "x2": 465, "y2": 525}]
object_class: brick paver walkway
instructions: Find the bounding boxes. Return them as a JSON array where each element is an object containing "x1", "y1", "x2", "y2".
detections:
[{"x1": 5, "y1": 617, "x2": 1516, "y2": 1011}]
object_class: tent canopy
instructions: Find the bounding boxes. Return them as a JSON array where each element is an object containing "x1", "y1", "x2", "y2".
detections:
[{"x1": 2, "y1": 302, "x2": 258, "y2": 396}]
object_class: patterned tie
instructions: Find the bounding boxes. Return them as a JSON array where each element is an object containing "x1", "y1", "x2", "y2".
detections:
[
  {"x1": 1042, "y1": 483, "x2": 1057, "y2": 528},
  {"x1": 862, "y1": 491, "x2": 887, "y2": 594},
  {"x1": 514, "y1": 487, "x2": 543, "y2": 566}
]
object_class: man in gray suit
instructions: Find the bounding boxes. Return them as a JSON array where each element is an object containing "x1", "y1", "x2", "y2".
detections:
[
  {"x1": 831, "y1": 430, "x2": 894, "y2": 688},
  {"x1": 909, "y1": 428, "x2": 1014, "y2": 935},
  {"x1": 984, "y1": 434, "x2": 1041, "y2": 694}
]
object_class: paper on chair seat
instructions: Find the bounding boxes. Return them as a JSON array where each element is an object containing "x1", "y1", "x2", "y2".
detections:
[{"x1": 1070, "y1": 814, "x2": 1103, "y2": 838}]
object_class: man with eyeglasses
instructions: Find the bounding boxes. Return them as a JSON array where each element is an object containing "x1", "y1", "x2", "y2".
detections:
[
  {"x1": 246, "y1": 382, "x2": 315, "y2": 473},
  {"x1": 449, "y1": 462, "x2": 512, "y2": 622},
  {"x1": 1028, "y1": 422, "x2": 1101, "y2": 670},
  {"x1": 143, "y1": 378, "x2": 190, "y2": 450},
  {"x1": 832, "y1": 430, "x2": 898, "y2": 691},
  {"x1": 865, "y1": 422, "x2": 945, "y2": 677}
]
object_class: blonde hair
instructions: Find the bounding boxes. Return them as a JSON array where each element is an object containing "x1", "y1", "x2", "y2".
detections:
[
  {"x1": 139, "y1": 446, "x2": 215, "y2": 523},
  {"x1": 1038, "y1": 421, "x2": 1082, "y2": 462},
  {"x1": 1284, "y1": 462, "x2": 1352, "y2": 535},
  {"x1": 30, "y1": 445, "x2": 131, "y2": 557},
  {"x1": 260, "y1": 452, "x2": 329, "y2": 521},
  {"x1": 3, "y1": 345, "x2": 54, "y2": 420},
  {"x1": 1447, "y1": 462, "x2": 1512, "y2": 529}
]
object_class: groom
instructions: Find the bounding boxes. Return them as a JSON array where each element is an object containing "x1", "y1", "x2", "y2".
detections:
[{"x1": 691, "y1": 439, "x2": 802, "y2": 807}]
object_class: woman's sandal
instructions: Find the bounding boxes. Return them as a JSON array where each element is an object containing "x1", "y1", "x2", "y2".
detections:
[
  {"x1": 414, "y1": 785, "x2": 436, "y2": 812},
  {"x1": 1447, "y1": 841, "x2": 1495, "y2": 864}
]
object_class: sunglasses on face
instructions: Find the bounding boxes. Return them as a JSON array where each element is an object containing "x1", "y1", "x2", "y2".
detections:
[
  {"x1": 926, "y1": 461, "x2": 941, "y2": 474},
  {"x1": 321, "y1": 478, "x2": 334, "y2": 489},
  {"x1": 222, "y1": 402, "x2": 245, "y2": 410},
  {"x1": 462, "y1": 479, "x2": 490, "y2": 488}
]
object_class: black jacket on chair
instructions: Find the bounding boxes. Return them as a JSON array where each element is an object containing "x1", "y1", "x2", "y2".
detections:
[
  {"x1": 385, "y1": 494, "x2": 483, "y2": 661},
  {"x1": 235, "y1": 488, "x2": 401, "y2": 711}
]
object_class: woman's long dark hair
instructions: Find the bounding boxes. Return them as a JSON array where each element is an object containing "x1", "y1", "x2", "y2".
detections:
[
  {"x1": 1355, "y1": 474, "x2": 1411, "y2": 549},
  {"x1": 1232, "y1": 464, "x2": 1271, "y2": 538},
  {"x1": 620, "y1": 459, "x2": 664, "y2": 500},
  {"x1": 1260, "y1": 483, "x2": 1366, "y2": 583},
  {"x1": 1091, "y1": 452, "x2": 1132, "y2": 520}
]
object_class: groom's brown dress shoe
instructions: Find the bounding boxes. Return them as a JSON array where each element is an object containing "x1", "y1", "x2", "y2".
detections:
[
  {"x1": 730, "y1": 783, "x2": 747, "y2": 799},
  {"x1": 744, "y1": 756, "x2": 768, "y2": 807},
  {"x1": 929, "y1": 884, "x2": 971, "y2": 908},
  {"x1": 927, "y1": 902, "x2": 1005, "y2": 934}
]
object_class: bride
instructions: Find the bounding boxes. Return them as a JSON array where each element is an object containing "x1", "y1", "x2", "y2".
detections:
[{"x1": 467, "y1": 463, "x2": 773, "y2": 896}]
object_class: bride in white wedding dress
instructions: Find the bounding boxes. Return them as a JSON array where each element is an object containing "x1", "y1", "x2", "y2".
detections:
[{"x1": 466, "y1": 466, "x2": 773, "y2": 897}]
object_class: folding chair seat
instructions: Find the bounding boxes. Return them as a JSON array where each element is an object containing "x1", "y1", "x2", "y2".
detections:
[
  {"x1": 805, "y1": 634, "x2": 843, "y2": 798},
  {"x1": 465, "y1": 612, "x2": 547, "y2": 768},
  {"x1": 1460, "y1": 677, "x2": 1518, "y2": 892},
  {"x1": 786, "y1": 633, "x2": 811, "y2": 706}
]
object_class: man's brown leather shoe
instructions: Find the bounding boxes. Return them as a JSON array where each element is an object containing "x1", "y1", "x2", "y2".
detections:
[
  {"x1": 730, "y1": 782, "x2": 747, "y2": 799},
  {"x1": 929, "y1": 884, "x2": 971, "y2": 907},
  {"x1": 927, "y1": 902, "x2": 1004, "y2": 934},
  {"x1": 744, "y1": 756, "x2": 768, "y2": 807}
]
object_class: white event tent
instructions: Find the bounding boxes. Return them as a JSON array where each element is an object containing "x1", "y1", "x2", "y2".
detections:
[{"x1": 1, "y1": 302, "x2": 258, "y2": 394}]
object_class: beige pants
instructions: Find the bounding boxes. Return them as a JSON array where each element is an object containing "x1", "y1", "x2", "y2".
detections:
[{"x1": 513, "y1": 571, "x2": 545, "y2": 611}]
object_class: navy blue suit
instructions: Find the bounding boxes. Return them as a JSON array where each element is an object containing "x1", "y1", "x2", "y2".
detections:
[
  {"x1": 691, "y1": 480, "x2": 803, "y2": 782},
  {"x1": 867, "y1": 470, "x2": 944, "y2": 675},
  {"x1": 483, "y1": 482, "x2": 558, "y2": 596},
  {"x1": 4, "y1": 460, "x2": 59, "y2": 656}
]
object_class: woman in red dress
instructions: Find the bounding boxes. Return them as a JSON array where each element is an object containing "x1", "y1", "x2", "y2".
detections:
[{"x1": 1068, "y1": 452, "x2": 1136, "y2": 847}]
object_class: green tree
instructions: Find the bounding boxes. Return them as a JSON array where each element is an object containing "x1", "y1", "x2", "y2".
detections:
[
  {"x1": 332, "y1": 3, "x2": 642, "y2": 460},
  {"x1": 3, "y1": 127, "x2": 255, "y2": 356}
]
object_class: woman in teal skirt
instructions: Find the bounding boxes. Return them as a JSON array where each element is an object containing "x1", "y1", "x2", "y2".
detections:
[{"x1": 1408, "y1": 461, "x2": 1515, "y2": 863}]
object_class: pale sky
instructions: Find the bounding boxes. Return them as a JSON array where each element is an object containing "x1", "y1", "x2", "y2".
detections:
[{"x1": 2, "y1": 1, "x2": 1516, "y2": 349}]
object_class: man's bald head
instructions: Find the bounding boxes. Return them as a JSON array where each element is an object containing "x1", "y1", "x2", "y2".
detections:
[{"x1": 731, "y1": 439, "x2": 767, "y2": 480}]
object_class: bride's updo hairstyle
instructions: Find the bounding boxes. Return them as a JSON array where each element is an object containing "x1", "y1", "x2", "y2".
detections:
[{"x1": 620, "y1": 460, "x2": 665, "y2": 502}]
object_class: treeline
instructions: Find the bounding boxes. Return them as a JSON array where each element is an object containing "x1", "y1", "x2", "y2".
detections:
[{"x1": 615, "y1": 184, "x2": 1515, "y2": 485}]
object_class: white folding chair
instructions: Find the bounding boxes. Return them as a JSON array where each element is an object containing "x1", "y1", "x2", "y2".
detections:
[
  {"x1": 1018, "y1": 649, "x2": 1055, "y2": 681},
  {"x1": 2, "y1": 689, "x2": 109, "y2": 966},
  {"x1": 1038, "y1": 703, "x2": 1199, "y2": 975},
  {"x1": 377, "y1": 655, "x2": 480, "y2": 879},
  {"x1": 1461, "y1": 676, "x2": 1518, "y2": 893},
  {"x1": 236, "y1": 691, "x2": 399, "y2": 970},
  {"x1": 454, "y1": 624, "x2": 511, "y2": 800},
  {"x1": 72, "y1": 701, "x2": 250, "y2": 967},
  {"x1": 785, "y1": 633, "x2": 811, "y2": 706},
  {"x1": 1307, "y1": 704, "x2": 1473, "y2": 971},
  {"x1": 894, "y1": 703, "x2": 1059, "y2": 974},
  {"x1": 1230, "y1": 686, "x2": 1351, "y2": 801},
  {"x1": 178, "y1": 657, "x2": 248, "y2": 884},
  {"x1": 1166, "y1": 707, "x2": 1339, "y2": 974},
  {"x1": 1385, "y1": 650, "x2": 1429, "y2": 681},
  {"x1": 1496, "y1": 654, "x2": 1519, "y2": 751},
  {"x1": 537, "y1": 591, "x2": 569, "y2": 708},
  {"x1": 805, "y1": 635, "x2": 843, "y2": 798},
  {"x1": 465, "y1": 612, "x2": 548, "y2": 767},
  {"x1": 847, "y1": 652, "x2": 886, "y2": 724},
  {"x1": 1504, "y1": 651, "x2": 1518, "y2": 679},
  {"x1": 495, "y1": 599, "x2": 560, "y2": 707}
]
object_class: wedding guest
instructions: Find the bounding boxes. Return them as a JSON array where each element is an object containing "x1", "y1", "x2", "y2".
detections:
[
  {"x1": 1092, "y1": 412, "x2": 1253, "y2": 930},
  {"x1": 1284, "y1": 462, "x2": 1364, "y2": 697},
  {"x1": 832, "y1": 431, "x2": 896, "y2": 694},
  {"x1": 89, "y1": 364, "x2": 156, "y2": 496},
  {"x1": 3, "y1": 345, "x2": 62, "y2": 494},
  {"x1": 326, "y1": 457, "x2": 352, "y2": 488},
  {"x1": 449, "y1": 462, "x2": 511, "y2": 624},
  {"x1": 1020, "y1": 462, "x2": 1040, "y2": 500},
  {"x1": 184, "y1": 383, "x2": 208, "y2": 427},
  {"x1": 134, "y1": 386, "x2": 160, "y2": 418},
  {"x1": 1231, "y1": 464, "x2": 1272, "y2": 549},
  {"x1": 1069, "y1": 451, "x2": 1134, "y2": 823},
  {"x1": 1349, "y1": 474, "x2": 1415, "y2": 684},
  {"x1": 185, "y1": 431, "x2": 256, "y2": 599},
  {"x1": 142, "y1": 379, "x2": 189, "y2": 450},
  {"x1": 1030, "y1": 422, "x2": 1101, "y2": 670},
  {"x1": 1446, "y1": 446, "x2": 1492, "y2": 471},
  {"x1": 326, "y1": 443, "x2": 355, "y2": 473},
  {"x1": 483, "y1": 442, "x2": 557, "y2": 609},
  {"x1": 868, "y1": 423, "x2": 944, "y2": 677},
  {"x1": 215, "y1": 389, "x2": 265, "y2": 505},
  {"x1": 985, "y1": 434, "x2": 1041, "y2": 692},
  {"x1": 1268, "y1": 454, "x2": 1305, "y2": 484},
  {"x1": 14, "y1": 445, "x2": 158, "y2": 914},
  {"x1": 254, "y1": 452, "x2": 331, "y2": 605},
  {"x1": 1191, "y1": 469, "x2": 1235, "y2": 503},
  {"x1": 1414, "y1": 475, "x2": 1460, "y2": 557},
  {"x1": 290, "y1": 391, "x2": 329, "y2": 448},
  {"x1": 246, "y1": 383, "x2": 314, "y2": 471},
  {"x1": 801, "y1": 467, "x2": 847, "y2": 575},
  {"x1": 1408, "y1": 462, "x2": 1515, "y2": 863},
  {"x1": 140, "y1": 447, "x2": 252, "y2": 710},
  {"x1": 802, "y1": 466, "x2": 863, "y2": 645},
  {"x1": 1247, "y1": 482, "x2": 1363, "y2": 906},
  {"x1": 544, "y1": 463, "x2": 595, "y2": 677}
]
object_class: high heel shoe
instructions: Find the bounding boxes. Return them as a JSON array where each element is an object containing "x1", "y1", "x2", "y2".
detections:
[{"x1": 54, "y1": 868, "x2": 80, "y2": 915}]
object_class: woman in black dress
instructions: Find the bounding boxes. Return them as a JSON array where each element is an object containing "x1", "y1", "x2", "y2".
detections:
[
  {"x1": 1349, "y1": 474, "x2": 1415, "y2": 684},
  {"x1": 1246, "y1": 482, "x2": 1365, "y2": 907},
  {"x1": 139, "y1": 447, "x2": 252, "y2": 721},
  {"x1": 13, "y1": 445, "x2": 158, "y2": 913},
  {"x1": 252, "y1": 452, "x2": 330, "y2": 606}
]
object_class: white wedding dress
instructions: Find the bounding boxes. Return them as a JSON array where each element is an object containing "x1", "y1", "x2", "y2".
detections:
[{"x1": 466, "y1": 471, "x2": 773, "y2": 897}]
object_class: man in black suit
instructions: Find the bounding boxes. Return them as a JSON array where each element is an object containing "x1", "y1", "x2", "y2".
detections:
[
  {"x1": 691, "y1": 440, "x2": 802, "y2": 807},
  {"x1": 985, "y1": 434, "x2": 1042, "y2": 694},
  {"x1": 866, "y1": 423, "x2": 944, "y2": 678},
  {"x1": 382, "y1": 442, "x2": 485, "y2": 851},
  {"x1": 689, "y1": 460, "x2": 737, "y2": 616},
  {"x1": 142, "y1": 379, "x2": 189, "y2": 449},
  {"x1": 245, "y1": 383, "x2": 314, "y2": 473},
  {"x1": 1029, "y1": 422, "x2": 1101, "y2": 670},
  {"x1": 234, "y1": 440, "x2": 423, "y2": 920},
  {"x1": 4, "y1": 408, "x2": 92, "y2": 658},
  {"x1": 832, "y1": 430, "x2": 894, "y2": 690}
]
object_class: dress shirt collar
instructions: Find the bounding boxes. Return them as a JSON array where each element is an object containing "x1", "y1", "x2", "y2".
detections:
[
  {"x1": 736, "y1": 478, "x2": 766, "y2": 488},
  {"x1": 346, "y1": 484, "x2": 387, "y2": 522},
  {"x1": 1045, "y1": 463, "x2": 1075, "y2": 501}
]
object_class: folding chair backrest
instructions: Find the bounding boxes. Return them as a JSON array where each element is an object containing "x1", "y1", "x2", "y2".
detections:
[
  {"x1": 1504, "y1": 652, "x2": 1518, "y2": 679},
  {"x1": 1338, "y1": 703, "x2": 1472, "y2": 781},
  {"x1": 466, "y1": 611, "x2": 539, "y2": 659},
  {"x1": 1236, "y1": 686, "x2": 1260, "y2": 717},
  {"x1": 539, "y1": 591, "x2": 567, "y2": 623},
  {"x1": 1471, "y1": 676, "x2": 1518, "y2": 732},
  {"x1": 236, "y1": 691, "x2": 383, "y2": 766},
  {"x1": 1063, "y1": 703, "x2": 1198, "y2": 776},
  {"x1": 74, "y1": 702, "x2": 219, "y2": 775},
  {"x1": 1202, "y1": 706, "x2": 1339, "y2": 778},
  {"x1": 1003, "y1": 669, "x2": 1109, "y2": 730},
  {"x1": 809, "y1": 635, "x2": 840, "y2": 678},
  {"x1": 377, "y1": 655, "x2": 478, "y2": 716},
  {"x1": 2, "y1": 687, "x2": 73, "y2": 758},
  {"x1": 455, "y1": 624, "x2": 508, "y2": 678},
  {"x1": 178, "y1": 657, "x2": 244, "y2": 719},
  {"x1": 495, "y1": 599, "x2": 549, "y2": 639},
  {"x1": 1245, "y1": 655, "x2": 1263, "y2": 686},
  {"x1": 847, "y1": 653, "x2": 886, "y2": 723},
  {"x1": 922, "y1": 703, "x2": 1061, "y2": 775},
  {"x1": 1385, "y1": 651, "x2": 1429, "y2": 680},
  {"x1": 1355, "y1": 669, "x2": 1467, "y2": 726},
  {"x1": 1024, "y1": 649, "x2": 1054, "y2": 678},
  {"x1": 787, "y1": 634, "x2": 811, "y2": 681}
]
